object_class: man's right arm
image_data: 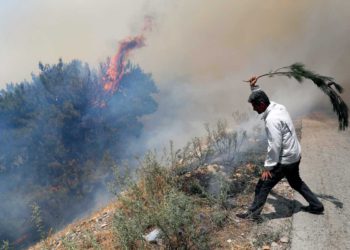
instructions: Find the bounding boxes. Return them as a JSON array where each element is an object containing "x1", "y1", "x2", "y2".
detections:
[{"x1": 249, "y1": 76, "x2": 262, "y2": 92}]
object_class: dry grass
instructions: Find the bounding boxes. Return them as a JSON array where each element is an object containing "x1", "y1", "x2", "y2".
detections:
[{"x1": 29, "y1": 161, "x2": 262, "y2": 250}]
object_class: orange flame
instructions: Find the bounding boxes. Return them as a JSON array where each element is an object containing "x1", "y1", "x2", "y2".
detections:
[
  {"x1": 101, "y1": 16, "x2": 153, "y2": 95},
  {"x1": 102, "y1": 35, "x2": 145, "y2": 93}
]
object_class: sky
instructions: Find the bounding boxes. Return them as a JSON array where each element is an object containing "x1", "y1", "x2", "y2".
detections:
[{"x1": 1, "y1": 0, "x2": 350, "y2": 147}]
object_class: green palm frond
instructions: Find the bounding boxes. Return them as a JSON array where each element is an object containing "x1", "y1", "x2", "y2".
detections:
[{"x1": 255, "y1": 63, "x2": 348, "y2": 130}]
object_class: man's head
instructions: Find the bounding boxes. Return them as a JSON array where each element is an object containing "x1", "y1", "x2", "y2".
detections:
[{"x1": 248, "y1": 90, "x2": 270, "y2": 114}]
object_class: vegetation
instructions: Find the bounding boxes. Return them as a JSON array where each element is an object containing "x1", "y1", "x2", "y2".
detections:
[
  {"x1": 111, "y1": 152, "x2": 210, "y2": 249},
  {"x1": 0, "y1": 57, "x2": 268, "y2": 249},
  {"x1": 0, "y1": 59, "x2": 158, "y2": 246},
  {"x1": 0, "y1": 241, "x2": 9, "y2": 250},
  {"x1": 26, "y1": 112, "x2": 270, "y2": 250},
  {"x1": 31, "y1": 203, "x2": 47, "y2": 240},
  {"x1": 110, "y1": 118, "x2": 264, "y2": 249}
]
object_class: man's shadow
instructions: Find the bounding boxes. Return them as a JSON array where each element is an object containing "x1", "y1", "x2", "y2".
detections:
[{"x1": 262, "y1": 191, "x2": 343, "y2": 220}]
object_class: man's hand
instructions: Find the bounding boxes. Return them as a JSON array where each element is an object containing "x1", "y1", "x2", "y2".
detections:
[
  {"x1": 261, "y1": 170, "x2": 272, "y2": 181},
  {"x1": 248, "y1": 76, "x2": 258, "y2": 86}
]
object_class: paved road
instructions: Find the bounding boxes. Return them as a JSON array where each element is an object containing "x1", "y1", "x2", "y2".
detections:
[{"x1": 291, "y1": 116, "x2": 350, "y2": 250}]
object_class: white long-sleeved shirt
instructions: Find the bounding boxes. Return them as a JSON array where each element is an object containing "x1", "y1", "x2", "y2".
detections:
[{"x1": 262, "y1": 101, "x2": 301, "y2": 169}]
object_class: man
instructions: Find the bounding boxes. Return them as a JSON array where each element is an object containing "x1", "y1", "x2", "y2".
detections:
[{"x1": 237, "y1": 76, "x2": 324, "y2": 220}]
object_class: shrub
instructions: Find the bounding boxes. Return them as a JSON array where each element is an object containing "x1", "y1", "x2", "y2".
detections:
[
  {"x1": 0, "y1": 241, "x2": 9, "y2": 250},
  {"x1": 151, "y1": 190, "x2": 208, "y2": 249},
  {"x1": 113, "y1": 208, "x2": 148, "y2": 250},
  {"x1": 211, "y1": 210, "x2": 228, "y2": 228},
  {"x1": 61, "y1": 235, "x2": 78, "y2": 250},
  {"x1": 205, "y1": 120, "x2": 247, "y2": 166},
  {"x1": 30, "y1": 202, "x2": 46, "y2": 240},
  {"x1": 111, "y1": 152, "x2": 209, "y2": 249}
]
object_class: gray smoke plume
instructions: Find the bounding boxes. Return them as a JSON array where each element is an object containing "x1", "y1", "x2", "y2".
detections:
[{"x1": 134, "y1": 0, "x2": 350, "y2": 148}]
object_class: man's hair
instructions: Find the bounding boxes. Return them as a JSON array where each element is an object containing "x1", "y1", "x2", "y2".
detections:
[{"x1": 248, "y1": 90, "x2": 270, "y2": 105}]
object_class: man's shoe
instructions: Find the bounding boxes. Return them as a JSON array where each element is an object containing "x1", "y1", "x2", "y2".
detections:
[
  {"x1": 300, "y1": 205, "x2": 324, "y2": 214},
  {"x1": 236, "y1": 211, "x2": 261, "y2": 221},
  {"x1": 236, "y1": 212, "x2": 251, "y2": 219}
]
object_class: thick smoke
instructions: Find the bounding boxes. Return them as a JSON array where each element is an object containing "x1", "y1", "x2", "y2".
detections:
[{"x1": 134, "y1": 0, "x2": 350, "y2": 148}]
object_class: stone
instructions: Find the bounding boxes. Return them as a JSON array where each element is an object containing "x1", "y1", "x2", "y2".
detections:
[
  {"x1": 271, "y1": 242, "x2": 279, "y2": 249},
  {"x1": 233, "y1": 218, "x2": 240, "y2": 223},
  {"x1": 144, "y1": 228, "x2": 162, "y2": 243},
  {"x1": 224, "y1": 198, "x2": 236, "y2": 209},
  {"x1": 198, "y1": 213, "x2": 206, "y2": 220},
  {"x1": 199, "y1": 226, "x2": 208, "y2": 235},
  {"x1": 271, "y1": 242, "x2": 278, "y2": 247},
  {"x1": 207, "y1": 164, "x2": 219, "y2": 173},
  {"x1": 280, "y1": 236, "x2": 289, "y2": 243},
  {"x1": 262, "y1": 246, "x2": 270, "y2": 250}
]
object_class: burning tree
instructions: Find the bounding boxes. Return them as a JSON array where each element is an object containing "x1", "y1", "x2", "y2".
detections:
[{"x1": 0, "y1": 57, "x2": 158, "y2": 247}]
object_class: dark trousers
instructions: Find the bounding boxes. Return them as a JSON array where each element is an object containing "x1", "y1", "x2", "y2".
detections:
[{"x1": 249, "y1": 160, "x2": 323, "y2": 215}]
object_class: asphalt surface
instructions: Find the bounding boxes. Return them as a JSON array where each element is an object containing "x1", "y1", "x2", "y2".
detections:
[{"x1": 291, "y1": 116, "x2": 350, "y2": 250}]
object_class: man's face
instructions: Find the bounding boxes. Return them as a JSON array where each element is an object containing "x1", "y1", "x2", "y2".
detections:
[{"x1": 251, "y1": 102, "x2": 267, "y2": 114}]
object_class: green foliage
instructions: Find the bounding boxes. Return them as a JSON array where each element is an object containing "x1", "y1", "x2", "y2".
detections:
[
  {"x1": 113, "y1": 209, "x2": 147, "y2": 250},
  {"x1": 82, "y1": 230, "x2": 102, "y2": 250},
  {"x1": 113, "y1": 189, "x2": 209, "y2": 250},
  {"x1": 251, "y1": 230, "x2": 281, "y2": 248},
  {"x1": 261, "y1": 63, "x2": 348, "y2": 130},
  {"x1": 107, "y1": 161, "x2": 133, "y2": 196},
  {"x1": 0, "y1": 241, "x2": 9, "y2": 250},
  {"x1": 30, "y1": 202, "x2": 46, "y2": 240},
  {"x1": 0, "y1": 59, "x2": 158, "y2": 244},
  {"x1": 211, "y1": 210, "x2": 228, "y2": 228},
  {"x1": 187, "y1": 179, "x2": 210, "y2": 198},
  {"x1": 108, "y1": 112, "x2": 268, "y2": 249},
  {"x1": 138, "y1": 151, "x2": 175, "y2": 199},
  {"x1": 151, "y1": 190, "x2": 209, "y2": 249},
  {"x1": 213, "y1": 173, "x2": 231, "y2": 209},
  {"x1": 111, "y1": 152, "x2": 209, "y2": 249},
  {"x1": 61, "y1": 235, "x2": 78, "y2": 250}
]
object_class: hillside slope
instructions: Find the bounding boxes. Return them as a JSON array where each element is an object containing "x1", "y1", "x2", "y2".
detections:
[{"x1": 27, "y1": 120, "x2": 306, "y2": 250}]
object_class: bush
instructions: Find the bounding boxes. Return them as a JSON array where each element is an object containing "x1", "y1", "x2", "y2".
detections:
[
  {"x1": 111, "y1": 113, "x2": 267, "y2": 249},
  {"x1": 111, "y1": 152, "x2": 209, "y2": 249},
  {"x1": 113, "y1": 209, "x2": 148, "y2": 250},
  {"x1": 211, "y1": 210, "x2": 228, "y2": 228},
  {"x1": 205, "y1": 120, "x2": 247, "y2": 166},
  {"x1": 0, "y1": 241, "x2": 9, "y2": 250}
]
